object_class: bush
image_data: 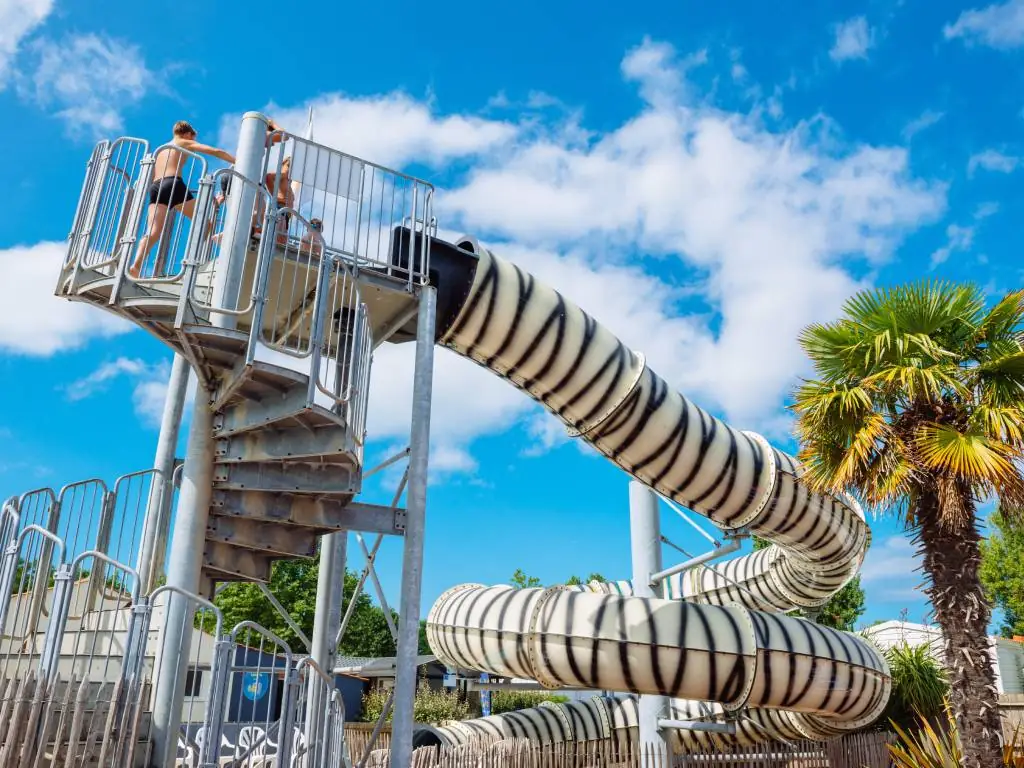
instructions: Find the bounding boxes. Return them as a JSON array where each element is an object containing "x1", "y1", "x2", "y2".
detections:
[
  {"x1": 883, "y1": 642, "x2": 950, "y2": 729},
  {"x1": 888, "y1": 701, "x2": 1024, "y2": 767},
  {"x1": 359, "y1": 680, "x2": 471, "y2": 725},
  {"x1": 490, "y1": 689, "x2": 569, "y2": 715}
]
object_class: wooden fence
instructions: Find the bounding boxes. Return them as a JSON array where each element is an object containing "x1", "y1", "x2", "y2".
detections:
[
  {"x1": 343, "y1": 726, "x2": 895, "y2": 768},
  {"x1": 1004, "y1": 694, "x2": 1024, "y2": 741}
]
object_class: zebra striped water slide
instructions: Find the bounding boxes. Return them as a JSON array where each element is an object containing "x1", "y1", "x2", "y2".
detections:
[{"x1": 416, "y1": 235, "x2": 889, "y2": 749}]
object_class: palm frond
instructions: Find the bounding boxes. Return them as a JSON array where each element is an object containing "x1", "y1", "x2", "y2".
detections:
[
  {"x1": 914, "y1": 422, "x2": 1019, "y2": 485},
  {"x1": 863, "y1": 363, "x2": 966, "y2": 403},
  {"x1": 974, "y1": 288, "x2": 1024, "y2": 349},
  {"x1": 968, "y1": 405, "x2": 1024, "y2": 450}
]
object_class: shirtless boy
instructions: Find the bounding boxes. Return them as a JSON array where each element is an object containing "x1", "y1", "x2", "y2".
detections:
[{"x1": 129, "y1": 121, "x2": 235, "y2": 278}]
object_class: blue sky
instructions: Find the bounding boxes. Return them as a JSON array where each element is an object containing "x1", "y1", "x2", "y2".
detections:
[{"x1": 2, "y1": 0, "x2": 1023, "y2": 633}]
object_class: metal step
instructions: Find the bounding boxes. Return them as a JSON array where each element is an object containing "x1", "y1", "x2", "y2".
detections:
[
  {"x1": 202, "y1": 542, "x2": 273, "y2": 582},
  {"x1": 205, "y1": 516, "x2": 317, "y2": 558},
  {"x1": 212, "y1": 460, "x2": 358, "y2": 495},
  {"x1": 213, "y1": 387, "x2": 345, "y2": 437},
  {"x1": 211, "y1": 489, "x2": 358, "y2": 530},
  {"x1": 215, "y1": 424, "x2": 358, "y2": 464},
  {"x1": 213, "y1": 359, "x2": 310, "y2": 411}
]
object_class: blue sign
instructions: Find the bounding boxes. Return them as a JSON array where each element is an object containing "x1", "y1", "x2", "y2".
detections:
[
  {"x1": 241, "y1": 672, "x2": 270, "y2": 701},
  {"x1": 480, "y1": 673, "x2": 491, "y2": 717}
]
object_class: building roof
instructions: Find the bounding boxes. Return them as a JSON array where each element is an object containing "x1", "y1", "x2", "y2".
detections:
[{"x1": 334, "y1": 654, "x2": 438, "y2": 677}]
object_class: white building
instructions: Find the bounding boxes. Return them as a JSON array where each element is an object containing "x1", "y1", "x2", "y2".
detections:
[{"x1": 863, "y1": 620, "x2": 1024, "y2": 695}]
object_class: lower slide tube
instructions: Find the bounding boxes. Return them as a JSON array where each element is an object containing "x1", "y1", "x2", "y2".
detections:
[{"x1": 425, "y1": 583, "x2": 890, "y2": 749}]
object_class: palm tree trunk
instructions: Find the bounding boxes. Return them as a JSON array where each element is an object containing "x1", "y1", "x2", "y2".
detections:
[{"x1": 917, "y1": 490, "x2": 1004, "y2": 768}]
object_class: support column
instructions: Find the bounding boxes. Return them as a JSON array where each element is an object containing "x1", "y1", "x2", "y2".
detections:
[
  {"x1": 306, "y1": 531, "x2": 348, "y2": 762},
  {"x1": 149, "y1": 393, "x2": 214, "y2": 768},
  {"x1": 150, "y1": 113, "x2": 269, "y2": 768},
  {"x1": 389, "y1": 285, "x2": 436, "y2": 768},
  {"x1": 629, "y1": 481, "x2": 670, "y2": 763},
  {"x1": 210, "y1": 111, "x2": 270, "y2": 322},
  {"x1": 136, "y1": 352, "x2": 191, "y2": 595}
]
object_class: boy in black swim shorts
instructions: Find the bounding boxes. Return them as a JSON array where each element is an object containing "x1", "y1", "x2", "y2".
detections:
[{"x1": 129, "y1": 120, "x2": 235, "y2": 278}]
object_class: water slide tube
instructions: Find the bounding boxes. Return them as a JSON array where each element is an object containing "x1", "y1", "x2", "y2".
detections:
[{"x1": 396, "y1": 230, "x2": 889, "y2": 750}]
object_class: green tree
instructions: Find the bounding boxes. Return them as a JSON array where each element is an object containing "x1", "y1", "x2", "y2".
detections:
[
  {"x1": 791, "y1": 281, "x2": 1024, "y2": 768},
  {"x1": 212, "y1": 555, "x2": 397, "y2": 657},
  {"x1": 510, "y1": 569, "x2": 541, "y2": 588},
  {"x1": 752, "y1": 536, "x2": 866, "y2": 631},
  {"x1": 979, "y1": 508, "x2": 1024, "y2": 638},
  {"x1": 566, "y1": 573, "x2": 608, "y2": 586},
  {"x1": 510, "y1": 570, "x2": 607, "y2": 588}
]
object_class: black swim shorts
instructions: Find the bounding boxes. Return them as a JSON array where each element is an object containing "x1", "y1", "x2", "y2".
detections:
[{"x1": 148, "y1": 176, "x2": 195, "y2": 208}]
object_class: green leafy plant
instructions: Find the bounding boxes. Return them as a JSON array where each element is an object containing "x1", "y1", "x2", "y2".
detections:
[
  {"x1": 360, "y1": 680, "x2": 471, "y2": 725},
  {"x1": 490, "y1": 689, "x2": 569, "y2": 714},
  {"x1": 883, "y1": 642, "x2": 950, "y2": 728},
  {"x1": 889, "y1": 701, "x2": 1023, "y2": 767}
]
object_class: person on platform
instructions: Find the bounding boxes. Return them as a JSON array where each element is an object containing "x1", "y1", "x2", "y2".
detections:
[{"x1": 129, "y1": 121, "x2": 235, "y2": 278}]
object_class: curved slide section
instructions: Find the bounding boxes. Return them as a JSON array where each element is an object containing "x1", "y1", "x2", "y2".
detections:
[
  {"x1": 433, "y1": 236, "x2": 868, "y2": 612},
  {"x1": 415, "y1": 233, "x2": 888, "y2": 748},
  {"x1": 424, "y1": 584, "x2": 889, "y2": 744}
]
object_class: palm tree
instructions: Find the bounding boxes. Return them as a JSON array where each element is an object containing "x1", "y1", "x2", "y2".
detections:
[{"x1": 791, "y1": 281, "x2": 1024, "y2": 768}]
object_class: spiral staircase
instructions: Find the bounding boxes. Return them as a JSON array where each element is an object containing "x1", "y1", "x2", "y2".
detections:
[{"x1": 55, "y1": 134, "x2": 432, "y2": 596}]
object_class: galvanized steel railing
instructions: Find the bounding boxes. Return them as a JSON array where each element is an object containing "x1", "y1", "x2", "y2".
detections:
[
  {"x1": 0, "y1": 471, "x2": 353, "y2": 767},
  {"x1": 264, "y1": 130, "x2": 434, "y2": 288},
  {"x1": 59, "y1": 131, "x2": 401, "y2": 445}
]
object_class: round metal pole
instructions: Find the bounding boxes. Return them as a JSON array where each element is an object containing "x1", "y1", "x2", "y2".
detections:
[
  {"x1": 629, "y1": 481, "x2": 670, "y2": 763},
  {"x1": 150, "y1": 113, "x2": 269, "y2": 768},
  {"x1": 149, "y1": 391, "x2": 214, "y2": 768},
  {"x1": 389, "y1": 285, "x2": 436, "y2": 768},
  {"x1": 210, "y1": 110, "x2": 270, "y2": 325},
  {"x1": 307, "y1": 531, "x2": 348, "y2": 763},
  {"x1": 136, "y1": 352, "x2": 191, "y2": 595}
]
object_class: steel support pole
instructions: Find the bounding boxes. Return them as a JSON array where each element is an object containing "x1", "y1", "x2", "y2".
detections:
[
  {"x1": 149, "y1": 393, "x2": 214, "y2": 768},
  {"x1": 629, "y1": 481, "x2": 670, "y2": 764},
  {"x1": 389, "y1": 285, "x2": 436, "y2": 768},
  {"x1": 150, "y1": 114, "x2": 267, "y2": 768},
  {"x1": 209, "y1": 111, "x2": 269, "y2": 322},
  {"x1": 137, "y1": 352, "x2": 191, "y2": 595},
  {"x1": 306, "y1": 531, "x2": 348, "y2": 763}
]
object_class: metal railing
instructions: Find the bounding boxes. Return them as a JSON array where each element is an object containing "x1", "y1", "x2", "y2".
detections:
[
  {"x1": 61, "y1": 130, "x2": 412, "y2": 443},
  {"x1": 290, "y1": 658, "x2": 348, "y2": 768},
  {"x1": 0, "y1": 469, "x2": 357, "y2": 767},
  {"x1": 67, "y1": 137, "x2": 149, "y2": 275},
  {"x1": 265, "y1": 130, "x2": 435, "y2": 289},
  {"x1": 184, "y1": 168, "x2": 275, "y2": 320}
]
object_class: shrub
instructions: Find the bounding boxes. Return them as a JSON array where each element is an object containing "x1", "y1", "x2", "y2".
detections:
[
  {"x1": 882, "y1": 642, "x2": 949, "y2": 729},
  {"x1": 490, "y1": 689, "x2": 569, "y2": 714},
  {"x1": 359, "y1": 680, "x2": 471, "y2": 725},
  {"x1": 888, "y1": 702, "x2": 1023, "y2": 767}
]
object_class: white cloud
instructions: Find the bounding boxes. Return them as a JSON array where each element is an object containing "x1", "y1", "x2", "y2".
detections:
[
  {"x1": 522, "y1": 411, "x2": 573, "y2": 457},
  {"x1": 901, "y1": 110, "x2": 945, "y2": 141},
  {"x1": 64, "y1": 356, "x2": 170, "y2": 428},
  {"x1": 975, "y1": 200, "x2": 1001, "y2": 218},
  {"x1": 967, "y1": 148, "x2": 1020, "y2": 176},
  {"x1": 944, "y1": 0, "x2": 1024, "y2": 49},
  {"x1": 220, "y1": 92, "x2": 519, "y2": 170},
  {"x1": 930, "y1": 222, "x2": 976, "y2": 268},
  {"x1": 0, "y1": 241, "x2": 132, "y2": 355},
  {"x1": 0, "y1": 0, "x2": 52, "y2": 85},
  {"x1": 16, "y1": 33, "x2": 159, "y2": 139},
  {"x1": 228, "y1": 38, "x2": 944, "y2": 474},
  {"x1": 860, "y1": 535, "x2": 927, "y2": 602},
  {"x1": 830, "y1": 17, "x2": 875, "y2": 62}
]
